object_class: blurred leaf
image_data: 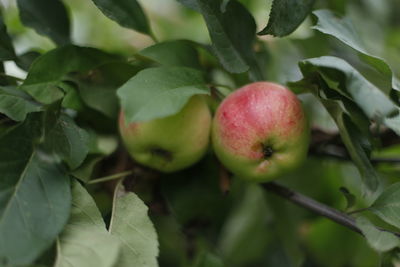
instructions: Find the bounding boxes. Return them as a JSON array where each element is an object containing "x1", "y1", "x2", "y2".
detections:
[
  {"x1": 177, "y1": 0, "x2": 200, "y2": 11},
  {"x1": 312, "y1": 9, "x2": 399, "y2": 93},
  {"x1": 16, "y1": 0, "x2": 70, "y2": 45},
  {"x1": 72, "y1": 62, "x2": 139, "y2": 118},
  {"x1": 258, "y1": 0, "x2": 315, "y2": 37},
  {"x1": 109, "y1": 182, "x2": 159, "y2": 267},
  {"x1": 0, "y1": 15, "x2": 16, "y2": 61},
  {"x1": 0, "y1": 86, "x2": 42, "y2": 121},
  {"x1": 371, "y1": 183, "x2": 400, "y2": 229},
  {"x1": 339, "y1": 187, "x2": 356, "y2": 211},
  {"x1": 16, "y1": 51, "x2": 41, "y2": 72},
  {"x1": 218, "y1": 183, "x2": 271, "y2": 266},
  {"x1": 356, "y1": 217, "x2": 400, "y2": 252},
  {"x1": 193, "y1": 251, "x2": 224, "y2": 267},
  {"x1": 117, "y1": 66, "x2": 209, "y2": 122},
  {"x1": 91, "y1": 0, "x2": 152, "y2": 36},
  {"x1": 55, "y1": 180, "x2": 120, "y2": 267},
  {"x1": 161, "y1": 155, "x2": 230, "y2": 226},
  {"x1": 42, "y1": 113, "x2": 89, "y2": 169},
  {"x1": 0, "y1": 115, "x2": 71, "y2": 266},
  {"x1": 138, "y1": 40, "x2": 201, "y2": 69},
  {"x1": 195, "y1": 0, "x2": 262, "y2": 79},
  {"x1": 21, "y1": 45, "x2": 118, "y2": 104}
]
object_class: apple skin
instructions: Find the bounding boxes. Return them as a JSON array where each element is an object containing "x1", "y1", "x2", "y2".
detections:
[
  {"x1": 212, "y1": 82, "x2": 309, "y2": 182},
  {"x1": 119, "y1": 95, "x2": 212, "y2": 172}
]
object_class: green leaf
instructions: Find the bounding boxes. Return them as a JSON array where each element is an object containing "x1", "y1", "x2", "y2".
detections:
[
  {"x1": 258, "y1": 0, "x2": 315, "y2": 37},
  {"x1": 138, "y1": 40, "x2": 201, "y2": 69},
  {"x1": 117, "y1": 66, "x2": 209, "y2": 122},
  {"x1": 292, "y1": 68, "x2": 380, "y2": 191},
  {"x1": 91, "y1": 0, "x2": 152, "y2": 36},
  {"x1": 218, "y1": 183, "x2": 271, "y2": 266},
  {"x1": 370, "y1": 183, "x2": 400, "y2": 230},
  {"x1": 339, "y1": 187, "x2": 356, "y2": 211},
  {"x1": 16, "y1": 0, "x2": 70, "y2": 45},
  {"x1": 71, "y1": 62, "x2": 139, "y2": 118},
  {"x1": 55, "y1": 180, "x2": 120, "y2": 267},
  {"x1": 312, "y1": 9, "x2": 399, "y2": 93},
  {"x1": 42, "y1": 114, "x2": 89, "y2": 170},
  {"x1": 176, "y1": 0, "x2": 200, "y2": 11},
  {"x1": 109, "y1": 182, "x2": 159, "y2": 267},
  {"x1": 0, "y1": 86, "x2": 42, "y2": 121},
  {"x1": 0, "y1": 115, "x2": 71, "y2": 266},
  {"x1": 356, "y1": 217, "x2": 400, "y2": 252},
  {"x1": 193, "y1": 251, "x2": 224, "y2": 267},
  {"x1": 196, "y1": 0, "x2": 262, "y2": 78},
  {"x1": 0, "y1": 15, "x2": 16, "y2": 61},
  {"x1": 21, "y1": 45, "x2": 118, "y2": 104},
  {"x1": 299, "y1": 56, "x2": 400, "y2": 136}
]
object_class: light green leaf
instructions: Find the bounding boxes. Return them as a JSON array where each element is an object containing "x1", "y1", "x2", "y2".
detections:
[
  {"x1": 356, "y1": 217, "x2": 400, "y2": 252},
  {"x1": 16, "y1": 0, "x2": 70, "y2": 45},
  {"x1": 109, "y1": 182, "x2": 159, "y2": 267},
  {"x1": 0, "y1": 86, "x2": 42, "y2": 121},
  {"x1": 117, "y1": 66, "x2": 209, "y2": 122},
  {"x1": 55, "y1": 180, "x2": 120, "y2": 267},
  {"x1": 259, "y1": 0, "x2": 315, "y2": 36},
  {"x1": 312, "y1": 9, "x2": 399, "y2": 93},
  {"x1": 371, "y1": 183, "x2": 400, "y2": 229},
  {"x1": 91, "y1": 0, "x2": 152, "y2": 36},
  {"x1": 0, "y1": 115, "x2": 71, "y2": 266}
]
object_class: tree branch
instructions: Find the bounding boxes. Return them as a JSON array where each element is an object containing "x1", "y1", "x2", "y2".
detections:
[{"x1": 262, "y1": 182, "x2": 400, "y2": 238}]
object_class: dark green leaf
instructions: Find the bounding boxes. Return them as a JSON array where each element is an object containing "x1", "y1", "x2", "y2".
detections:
[
  {"x1": 138, "y1": 40, "x2": 201, "y2": 69},
  {"x1": 16, "y1": 0, "x2": 70, "y2": 45},
  {"x1": 117, "y1": 66, "x2": 209, "y2": 122},
  {"x1": 0, "y1": 15, "x2": 16, "y2": 61},
  {"x1": 55, "y1": 180, "x2": 120, "y2": 267},
  {"x1": 42, "y1": 114, "x2": 89, "y2": 169},
  {"x1": 21, "y1": 45, "x2": 118, "y2": 104},
  {"x1": 371, "y1": 183, "x2": 400, "y2": 229},
  {"x1": 312, "y1": 9, "x2": 399, "y2": 93},
  {"x1": 72, "y1": 62, "x2": 139, "y2": 118},
  {"x1": 16, "y1": 51, "x2": 41, "y2": 72},
  {"x1": 356, "y1": 217, "x2": 400, "y2": 252},
  {"x1": 259, "y1": 0, "x2": 315, "y2": 37},
  {"x1": 109, "y1": 182, "x2": 159, "y2": 267},
  {"x1": 193, "y1": 251, "x2": 224, "y2": 267},
  {"x1": 0, "y1": 86, "x2": 42, "y2": 121},
  {"x1": 91, "y1": 0, "x2": 152, "y2": 36},
  {"x1": 0, "y1": 115, "x2": 71, "y2": 266},
  {"x1": 196, "y1": 0, "x2": 262, "y2": 78}
]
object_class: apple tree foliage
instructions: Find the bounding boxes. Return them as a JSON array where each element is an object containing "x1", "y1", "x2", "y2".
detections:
[{"x1": 1, "y1": 0, "x2": 400, "y2": 266}]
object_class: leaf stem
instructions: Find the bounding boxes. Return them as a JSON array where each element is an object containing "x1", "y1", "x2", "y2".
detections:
[{"x1": 88, "y1": 170, "x2": 133, "y2": 184}]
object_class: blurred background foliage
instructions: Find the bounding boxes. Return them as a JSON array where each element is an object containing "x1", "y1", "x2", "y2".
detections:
[{"x1": 2, "y1": 0, "x2": 400, "y2": 266}]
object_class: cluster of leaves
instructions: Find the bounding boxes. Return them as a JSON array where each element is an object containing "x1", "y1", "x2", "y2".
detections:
[{"x1": 1, "y1": 0, "x2": 400, "y2": 266}]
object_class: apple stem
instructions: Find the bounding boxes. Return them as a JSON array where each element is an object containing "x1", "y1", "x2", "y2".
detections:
[
  {"x1": 263, "y1": 182, "x2": 400, "y2": 238},
  {"x1": 87, "y1": 170, "x2": 133, "y2": 184}
]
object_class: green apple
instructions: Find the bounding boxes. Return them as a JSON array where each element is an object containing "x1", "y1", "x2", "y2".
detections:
[
  {"x1": 212, "y1": 82, "x2": 309, "y2": 182},
  {"x1": 119, "y1": 95, "x2": 212, "y2": 172}
]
